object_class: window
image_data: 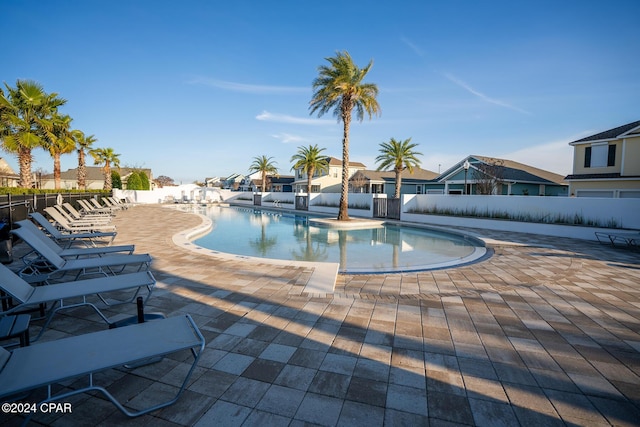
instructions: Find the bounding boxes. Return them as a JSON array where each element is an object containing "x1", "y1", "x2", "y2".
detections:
[{"x1": 584, "y1": 143, "x2": 615, "y2": 168}]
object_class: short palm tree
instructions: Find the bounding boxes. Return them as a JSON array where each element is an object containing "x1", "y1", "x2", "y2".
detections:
[
  {"x1": 248, "y1": 155, "x2": 278, "y2": 193},
  {"x1": 290, "y1": 144, "x2": 329, "y2": 196},
  {"x1": 90, "y1": 147, "x2": 120, "y2": 191},
  {"x1": 375, "y1": 137, "x2": 422, "y2": 199},
  {"x1": 0, "y1": 80, "x2": 66, "y2": 188},
  {"x1": 76, "y1": 132, "x2": 97, "y2": 190},
  {"x1": 310, "y1": 51, "x2": 380, "y2": 220},
  {"x1": 42, "y1": 113, "x2": 77, "y2": 189}
]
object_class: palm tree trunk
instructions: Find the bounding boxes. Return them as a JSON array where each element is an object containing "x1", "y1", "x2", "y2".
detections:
[
  {"x1": 307, "y1": 170, "x2": 313, "y2": 204},
  {"x1": 394, "y1": 168, "x2": 402, "y2": 199},
  {"x1": 19, "y1": 148, "x2": 32, "y2": 188},
  {"x1": 338, "y1": 114, "x2": 351, "y2": 221},
  {"x1": 78, "y1": 151, "x2": 86, "y2": 190},
  {"x1": 54, "y1": 154, "x2": 61, "y2": 189},
  {"x1": 103, "y1": 161, "x2": 112, "y2": 191}
]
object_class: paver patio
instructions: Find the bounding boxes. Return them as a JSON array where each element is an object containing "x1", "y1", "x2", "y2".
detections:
[{"x1": 2, "y1": 204, "x2": 640, "y2": 426}]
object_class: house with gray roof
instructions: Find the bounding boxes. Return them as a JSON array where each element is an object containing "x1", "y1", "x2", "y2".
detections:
[
  {"x1": 349, "y1": 167, "x2": 439, "y2": 195},
  {"x1": 40, "y1": 167, "x2": 153, "y2": 190},
  {"x1": 424, "y1": 155, "x2": 568, "y2": 196},
  {"x1": 564, "y1": 120, "x2": 640, "y2": 198}
]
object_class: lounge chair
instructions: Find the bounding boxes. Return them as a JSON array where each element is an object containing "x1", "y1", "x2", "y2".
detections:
[
  {"x1": 13, "y1": 221, "x2": 134, "y2": 267},
  {"x1": 108, "y1": 196, "x2": 133, "y2": 209},
  {"x1": 0, "y1": 263, "x2": 155, "y2": 341},
  {"x1": 29, "y1": 212, "x2": 116, "y2": 247},
  {"x1": 78, "y1": 198, "x2": 115, "y2": 215},
  {"x1": 91, "y1": 197, "x2": 121, "y2": 212},
  {"x1": 52, "y1": 204, "x2": 113, "y2": 226},
  {"x1": 0, "y1": 314, "x2": 204, "y2": 420},
  {"x1": 595, "y1": 231, "x2": 640, "y2": 249},
  {"x1": 102, "y1": 197, "x2": 124, "y2": 210},
  {"x1": 9, "y1": 227, "x2": 151, "y2": 281},
  {"x1": 62, "y1": 202, "x2": 114, "y2": 221},
  {"x1": 44, "y1": 207, "x2": 117, "y2": 233}
]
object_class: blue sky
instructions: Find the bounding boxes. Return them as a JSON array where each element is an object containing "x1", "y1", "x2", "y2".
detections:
[{"x1": 3, "y1": 0, "x2": 639, "y2": 184}]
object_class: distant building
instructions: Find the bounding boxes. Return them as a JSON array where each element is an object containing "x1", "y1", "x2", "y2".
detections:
[
  {"x1": 39, "y1": 167, "x2": 153, "y2": 190},
  {"x1": 204, "y1": 177, "x2": 221, "y2": 187},
  {"x1": 222, "y1": 173, "x2": 245, "y2": 190},
  {"x1": 349, "y1": 167, "x2": 439, "y2": 196},
  {"x1": 565, "y1": 120, "x2": 640, "y2": 198},
  {"x1": 0, "y1": 158, "x2": 19, "y2": 187},
  {"x1": 292, "y1": 157, "x2": 366, "y2": 193},
  {"x1": 425, "y1": 155, "x2": 568, "y2": 196}
]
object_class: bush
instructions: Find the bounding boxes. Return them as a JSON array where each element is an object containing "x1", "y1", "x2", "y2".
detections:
[
  {"x1": 126, "y1": 173, "x2": 142, "y2": 190},
  {"x1": 139, "y1": 171, "x2": 150, "y2": 190},
  {"x1": 111, "y1": 171, "x2": 122, "y2": 189}
]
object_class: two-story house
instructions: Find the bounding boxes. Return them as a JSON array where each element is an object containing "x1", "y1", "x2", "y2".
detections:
[
  {"x1": 565, "y1": 120, "x2": 640, "y2": 198},
  {"x1": 292, "y1": 157, "x2": 366, "y2": 193}
]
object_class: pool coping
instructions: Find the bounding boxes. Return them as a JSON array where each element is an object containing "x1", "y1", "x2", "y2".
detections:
[{"x1": 169, "y1": 206, "x2": 339, "y2": 296}]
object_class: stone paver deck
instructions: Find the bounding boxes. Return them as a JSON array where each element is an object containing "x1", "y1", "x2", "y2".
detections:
[{"x1": 2, "y1": 204, "x2": 640, "y2": 426}]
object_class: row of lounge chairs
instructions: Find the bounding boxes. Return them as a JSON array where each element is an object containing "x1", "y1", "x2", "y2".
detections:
[{"x1": 0, "y1": 198, "x2": 205, "y2": 422}]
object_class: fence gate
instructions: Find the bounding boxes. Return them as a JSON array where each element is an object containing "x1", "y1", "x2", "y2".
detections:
[
  {"x1": 295, "y1": 195, "x2": 308, "y2": 211},
  {"x1": 373, "y1": 198, "x2": 387, "y2": 218},
  {"x1": 387, "y1": 198, "x2": 401, "y2": 220}
]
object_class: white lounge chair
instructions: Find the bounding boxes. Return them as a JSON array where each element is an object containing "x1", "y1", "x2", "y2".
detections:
[
  {"x1": 44, "y1": 207, "x2": 117, "y2": 233},
  {"x1": 52, "y1": 204, "x2": 113, "y2": 226},
  {"x1": 13, "y1": 221, "x2": 134, "y2": 267},
  {"x1": 10, "y1": 227, "x2": 151, "y2": 281},
  {"x1": 62, "y1": 202, "x2": 114, "y2": 221},
  {"x1": 78, "y1": 199, "x2": 115, "y2": 215},
  {"x1": 29, "y1": 212, "x2": 116, "y2": 247},
  {"x1": 0, "y1": 314, "x2": 204, "y2": 420},
  {"x1": 0, "y1": 263, "x2": 155, "y2": 341}
]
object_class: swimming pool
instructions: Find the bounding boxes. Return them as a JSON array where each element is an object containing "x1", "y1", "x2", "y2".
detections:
[{"x1": 190, "y1": 206, "x2": 487, "y2": 274}]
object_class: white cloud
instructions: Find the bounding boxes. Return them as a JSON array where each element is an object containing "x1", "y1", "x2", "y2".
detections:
[
  {"x1": 400, "y1": 37, "x2": 425, "y2": 57},
  {"x1": 443, "y1": 72, "x2": 531, "y2": 115},
  {"x1": 188, "y1": 77, "x2": 307, "y2": 94},
  {"x1": 272, "y1": 133, "x2": 306, "y2": 144},
  {"x1": 256, "y1": 111, "x2": 333, "y2": 125}
]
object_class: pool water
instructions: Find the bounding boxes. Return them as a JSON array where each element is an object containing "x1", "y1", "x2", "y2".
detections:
[{"x1": 192, "y1": 206, "x2": 486, "y2": 273}]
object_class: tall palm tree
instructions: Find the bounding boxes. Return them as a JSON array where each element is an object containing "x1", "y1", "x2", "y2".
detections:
[
  {"x1": 0, "y1": 80, "x2": 66, "y2": 187},
  {"x1": 90, "y1": 147, "x2": 120, "y2": 191},
  {"x1": 375, "y1": 137, "x2": 422, "y2": 199},
  {"x1": 42, "y1": 113, "x2": 77, "y2": 189},
  {"x1": 310, "y1": 51, "x2": 380, "y2": 220},
  {"x1": 76, "y1": 132, "x2": 97, "y2": 190},
  {"x1": 290, "y1": 144, "x2": 329, "y2": 196},
  {"x1": 248, "y1": 155, "x2": 278, "y2": 193}
]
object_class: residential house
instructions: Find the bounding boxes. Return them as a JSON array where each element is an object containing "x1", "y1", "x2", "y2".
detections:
[
  {"x1": 564, "y1": 120, "x2": 640, "y2": 198},
  {"x1": 40, "y1": 167, "x2": 153, "y2": 190},
  {"x1": 292, "y1": 157, "x2": 366, "y2": 193},
  {"x1": 205, "y1": 177, "x2": 221, "y2": 187},
  {"x1": 425, "y1": 155, "x2": 568, "y2": 196},
  {"x1": 222, "y1": 173, "x2": 245, "y2": 190},
  {"x1": 0, "y1": 158, "x2": 19, "y2": 187},
  {"x1": 270, "y1": 175, "x2": 295, "y2": 192},
  {"x1": 349, "y1": 167, "x2": 439, "y2": 196}
]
